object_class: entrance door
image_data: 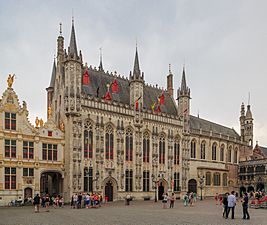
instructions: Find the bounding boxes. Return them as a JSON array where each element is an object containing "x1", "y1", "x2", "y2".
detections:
[
  {"x1": 105, "y1": 181, "x2": 113, "y2": 202},
  {"x1": 188, "y1": 179, "x2": 197, "y2": 193},
  {"x1": 256, "y1": 183, "x2": 265, "y2": 192},
  {"x1": 158, "y1": 182, "x2": 164, "y2": 200},
  {"x1": 24, "y1": 187, "x2": 32, "y2": 199}
]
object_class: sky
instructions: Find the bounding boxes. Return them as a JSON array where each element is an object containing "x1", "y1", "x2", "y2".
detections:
[{"x1": 0, "y1": 0, "x2": 266, "y2": 146}]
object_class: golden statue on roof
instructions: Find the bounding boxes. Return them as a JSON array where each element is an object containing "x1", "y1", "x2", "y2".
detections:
[
  {"x1": 7, "y1": 74, "x2": 15, "y2": 88},
  {"x1": 48, "y1": 105, "x2": 52, "y2": 119}
]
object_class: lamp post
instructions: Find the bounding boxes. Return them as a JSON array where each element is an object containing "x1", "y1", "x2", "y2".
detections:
[{"x1": 199, "y1": 175, "x2": 205, "y2": 201}]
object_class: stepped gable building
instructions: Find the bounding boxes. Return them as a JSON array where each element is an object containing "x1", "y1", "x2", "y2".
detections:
[
  {"x1": 47, "y1": 19, "x2": 253, "y2": 202},
  {"x1": 0, "y1": 76, "x2": 64, "y2": 206}
]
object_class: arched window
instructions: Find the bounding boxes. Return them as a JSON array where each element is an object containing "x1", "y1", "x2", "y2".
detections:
[
  {"x1": 213, "y1": 173, "x2": 221, "y2": 186},
  {"x1": 174, "y1": 138, "x2": 180, "y2": 165},
  {"x1": 212, "y1": 143, "x2": 217, "y2": 160},
  {"x1": 105, "y1": 125, "x2": 114, "y2": 160},
  {"x1": 143, "y1": 132, "x2": 150, "y2": 163},
  {"x1": 220, "y1": 145, "x2": 224, "y2": 162},
  {"x1": 190, "y1": 139, "x2": 196, "y2": 158},
  {"x1": 159, "y1": 134, "x2": 165, "y2": 164},
  {"x1": 174, "y1": 172, "x2": 180, "y2": 191},
  {"x1": 227, "y1": 146, "x2": 232, "y2": 163},
  {"x1": 200, "y1": 141, "x2": 206, "y2": 159},
  {"x1": 84, "y1": 121, "x2": 93, "y2": 159},
  {"x1": 234, "y1": 148, "x2": 238, "y2": 163},
  {"x1": 125, "y1": 169, "x2": 133, "y2": 192},
  {"x1": 223, "y1": 173, "x2": 227, "y2": 186},
  {"x1": 206, "y1": 172, "x2": 211, "y2": 186},
  {"x1": 125, "y1": 128, "x2": 133, "y2": 161}
]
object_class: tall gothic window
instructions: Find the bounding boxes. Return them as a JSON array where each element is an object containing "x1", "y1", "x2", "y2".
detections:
[
  {"x1": 143, "y1": 171, "x2": 149, "y2": 192},
  {"x1": 105, "y1": 125, "x2": 114, "y2": 160},
  {"x1": 174, "y1": 138, "x2": 180, "y2": 165},
  {"x1": 125, "y1": 128, "x2": 133, "y2": 161},
  {"x1": 220, "y1": 145, "x2": 224, "y2": 162},
  {"x1": 84, "y1": 122, "x2": 93, "y2": 159},
  {"x1": 143, "y1": 132, "x2": 150, "y2": 163},
  {"x1": 212, "y1": 143, "x2": 217, "y2": 160},
  {"x1": 227, "y1": 147, "x2": 232, "y2": 163},
  {"x1": 213, "y1": 173, "x2": 221, "y2": 186},
  {"x1": 234, "y1": 148, "x2": 238, "y2": 163},
  {"x1": 190, "y1": 140, "x2": 196, "y2": 158},
  {"x1": 174, "y1": 172, "x2": 180, "y2": 191},
  {"x1": 125, "y1": 169, "x2": 133, "y2": 192},
  {"x1": 84, "y1": 167, "x2": 93, "y2": 192},
  {"x1": 159, "y1": 134, "x2": 165, "y2": 164},
  {"x1": 206, "y1": 172, "x2": 211, "y2": 186},
  {"x1": 200, "y1": 141, "x2": 206, "y2": 159},
  {"x1": 223, "y1": 173, "x2": 227, "y2": 186}
]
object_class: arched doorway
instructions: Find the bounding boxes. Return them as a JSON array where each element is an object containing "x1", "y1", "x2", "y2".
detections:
[
  {"x1": 158, "y1": 179, "x2": 168, "y2": 200},
  {"x1": 188, "y1": 179, "x2": 197, "y2": 193},
  {"x1": 105, "y1": 181, "x2": 113, "y2": 202},
  {"x1": 103, "y1": 177, "x2": 118, "y2": 202},
  {"x1": 40, "y1": 171, "x2": 63, "y2": 196},
  {"x1": 256, "y1": 183, "x2": 265, "y2": 192},
  {"x1": 247, "y1": 186, "x2": 254, "y2": 193},
  {"x1": 24, "y1": 187, "x2": 32, "y2": 200},
  {"x1": 240, "y1": 186, "x2": 246, "y2": 197}
]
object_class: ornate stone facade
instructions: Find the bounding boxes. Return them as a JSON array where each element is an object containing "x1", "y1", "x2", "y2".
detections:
[
  {"x1": 0, "y1": 81, "x2": 64, "y2": 206},
  {"x1": 46, "y1": 20, "x2": 255, "y2": 202}
]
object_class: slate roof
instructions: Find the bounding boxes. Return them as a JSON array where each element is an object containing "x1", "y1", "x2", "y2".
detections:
[
  {"x1": 189, "y1": 115, "x2": 241, "y2": 139},
  {"x1": 82, "y1": 68, "x2": 178, "y2": 116},
  {"x1": 259, "y1": 146, "x2": 267, "y2": 157}
]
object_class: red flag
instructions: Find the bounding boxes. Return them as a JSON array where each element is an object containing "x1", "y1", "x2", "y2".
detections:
[
  {"x1": 160, "y1": 91, "x2": 165, "y2": 105},
  {"x1": 155, "y1": 104, "x2": 161, "y2": 113},
  {"x1": 104, "y1": 91, "x2": 112, "y2": 101},
  {"x1": 112, "y1": 79, "x2": 118, "y2": 93},
  {"x1": 83, "y1": 69, "x2": 90, "y2": 85},
  {"x1": 135, "y1": 100, "x2": 139, "y2": 111}
]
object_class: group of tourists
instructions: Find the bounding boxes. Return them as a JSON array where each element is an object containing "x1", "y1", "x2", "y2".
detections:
[
  {"x1": 182, "y1": 192, "x2": 197, "y2": 207},
  {"x1": 71, "y1": 193, "x2": 103, "y2": 209},
  {"x1": 33, "y1": 194, "x2": 64, "y2": 212},
  {"x1": 161, "y1": 193, "x2": 176, "y2": 209},
  {"x1": 221, "y1": 191, "x2": 250, "y2": 220}
]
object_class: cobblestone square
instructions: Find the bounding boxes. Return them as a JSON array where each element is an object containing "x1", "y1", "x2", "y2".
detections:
[{"x1": 0, "y1": 199, "x2": 266, "y2": 225}]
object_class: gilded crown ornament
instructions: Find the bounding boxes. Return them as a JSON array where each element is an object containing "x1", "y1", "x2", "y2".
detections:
[{"x1": 7, "y1": 74, "x2": 15, "y2": 88}]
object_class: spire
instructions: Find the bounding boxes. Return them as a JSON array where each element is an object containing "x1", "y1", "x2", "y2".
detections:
[
  {"x1": 167, "y1": 64, "x2": 174, "y2": 97},
  {"x1": 133, "y1": 46, "x2": 141, "y2": 77},
  {"x1": 246, "y1": 104, "x2": 253, "y2": 119},
  {"x1": 240, "y1": 102, "x2": 245, "y2": 117},
  {"x1": 99, "y1": 47, "x2": 104, "y2": 71},
  {"x1": 181, "y1": 66, "x2": 187, "y2": 92},
  {"x1": 49, "y1": 58, "x2": 56, "y2": 88},
  {"x1": 68, "y1": 17, "x2": 78, "y2": 58}
]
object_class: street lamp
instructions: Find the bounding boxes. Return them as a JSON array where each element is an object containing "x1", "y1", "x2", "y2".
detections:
[{"x1": 199, "y1": 175, "x2": 205, "y2": 201}]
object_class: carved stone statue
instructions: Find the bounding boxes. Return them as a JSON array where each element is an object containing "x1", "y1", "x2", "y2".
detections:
[
  {"x1": 35, "y1": 117, "x2": 39, "y2": 127},
  {"x1": 7, "y1": 74, "x2": 15, "y2": 88}
]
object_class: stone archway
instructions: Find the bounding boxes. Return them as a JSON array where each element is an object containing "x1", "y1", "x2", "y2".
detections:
[
  {"x1": 240, "y1": 186, "x2": 246, "y2": 197},
  {"x1": 256, "y1": 183, "x2": 265, "y2": 192},
  {"x1": 158, "y1": 179, "x2": 168, "y2": 200},
  {"x1": 188, "y1": 179, "x2": 197, "y2": 193},
  {"x1": 40, "y1": 170, "x2": 63, "y2": 196},
  {"x1": 247, "y1": 186, "x2": 254, "y2": 193},
  {"x1": 102, "y1": 176, "x2": 118, "y2": 202}
]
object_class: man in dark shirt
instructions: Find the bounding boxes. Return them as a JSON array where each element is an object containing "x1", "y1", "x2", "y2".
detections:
[
  {"x1": 222, "y1": 193, "x2": 228, "y2": 218},
  {"x1": 33, "y1": 193, "x2": 40, "y2": 213},
  {"x1": 242, "y1": 192, "x2": 250, "y2": 219}
]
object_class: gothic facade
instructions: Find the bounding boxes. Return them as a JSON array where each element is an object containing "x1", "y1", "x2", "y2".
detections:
[{"x1": 46, "y1": 20, "x2": 255, "y2": 202}]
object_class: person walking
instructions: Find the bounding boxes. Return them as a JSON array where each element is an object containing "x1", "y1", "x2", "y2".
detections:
[
  {"x1": 183, "y1": 194, "x2": 188, "y2": 207},
  {"x1": 162, "y1": 193, "x2": 168, "y2": 209},
  {"x1": 169, "y1": 193, "x2": 175, "y2": 208},
  {"x1": 222, "y1": 193, "x2": 228, "y2": 218},
  {"x1": 226, "y1": 191, "x2": 236, "y2": 219},
  {"x1": 45, "y1": 194, "x2": 50, "y2": 212},
  {"x1": 242, "y1": 192, "x2": 250, "y2": 220},
  {"x1": 33, "y1": 193, "x2": 40, "y2": 213}
]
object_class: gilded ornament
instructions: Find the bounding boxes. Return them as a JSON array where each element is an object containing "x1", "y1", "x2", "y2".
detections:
[
  {"x1": 35, "y1": 116, "x2": 39, "y2": 127},
  {"x1": 7, "y1": 74, "x2": 15, "y2": 88},
  {"x1": 60, "y1": 122, "x2": 65, "y2": 131},
  {"x1": 39, "y1": 118, "x2": 44, "y2": 127},
  {"x1": 48, "y1": 105, "x2": 52, "y2": 119}
]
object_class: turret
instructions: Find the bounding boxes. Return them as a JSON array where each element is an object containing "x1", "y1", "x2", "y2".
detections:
[
  {"x1": 244, "y1": 104, "x2": 253, "y2": 146},
  {"x1": 240, "y1": 102, "x2": 245, "y2": 141},
  {"x1": 64, "y1": 18, "x2": 82, "y2": 115},
  {"x1": 57, "y1": 23, "x2": 64, "y2": 64},
  {"x1": 129, "y1": 46, "x2": 144, "y2": 108},
  {"x1": 167, "y1": 64, "x2": 174, "y2": 97},
  {"x1": 177, "y1": 66, "x2": 190, "y2": 132},
  {"x1": 46, "y1": 58, "x2": 56, "y2": 119}
]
